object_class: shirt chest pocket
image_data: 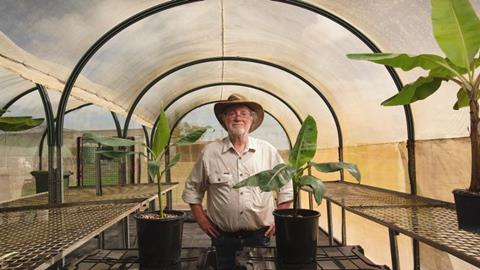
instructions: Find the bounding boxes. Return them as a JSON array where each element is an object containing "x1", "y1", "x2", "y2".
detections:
[{"x1": 208, "y1": 172, "x2": 233, "y2": 186}]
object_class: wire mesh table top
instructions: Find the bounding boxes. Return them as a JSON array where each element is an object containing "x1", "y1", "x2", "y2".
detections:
[
  {"x1": 323, "y1": 181, "x2": 450, "y2": 208},
  {"x1": 0, "y1": 183, "x2": 177, "y2": 211},
  {"x1": 321, "y1": 181, "x2": 480, "y2": 268},
  {"x1": 70, "y1": 246, "x2": 387, "y2": 270},
  {"x1": 353, "y1": 206, "x2": 480, "y2": 267},
  {"x1": 0, "y1": 202, "x2": 140, "y2": 270}
]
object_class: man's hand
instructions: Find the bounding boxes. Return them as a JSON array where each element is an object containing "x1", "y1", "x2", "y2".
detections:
[
  {"x1": 265, "y1": 200, "x2": 293, "y2": 236},
  {"x1": 190, "y1": 204, "x2": 220, "y2": 238},
  {"x1": 277, "y1": 200, "x2": 292, "y2": 209},
  {"x1": 265, "y1": 224, "x2": 275, "y2": 237}
]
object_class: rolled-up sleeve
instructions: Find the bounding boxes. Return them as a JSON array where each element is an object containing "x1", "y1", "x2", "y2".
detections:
[{"x1": 182, "y1": 151, "x2": 207, "y2": 204}]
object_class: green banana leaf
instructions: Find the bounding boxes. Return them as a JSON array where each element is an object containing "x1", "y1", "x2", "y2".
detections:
[
  {"x1": 173, "y1": 127, "x2": 211, "y2": 146},
  {"x1": 152, "y1": 108, "x2": 170, "y2": 159},
  {"x1": 432, "y1": 0, "x2": 480, "y2": 69},
  {"x1": 233, "y1": 163, "x2": 295, "y2": 192},
  {"x1": 288, "y1": 115, "x2": 317, "y2": 169},
  {"x1": 148, "y1": 160, "x2": 160, "y2": 180},
  {"x1": 453, "y1": 88, "x2": 472, "y2": 110},
  {"x1": 83, "y1": 132, "x2": 140, "y2": 147},
  {"x1": 311, "y1": 162, "x2": 361, "y2": 183},
  {"x1": 381, "y1": 76, "x2": 444, "y2": 106},
  {"x1": 298, "y1": 175, "x2": 326, "y2": 204},
  {"x1": 96, "y1": 150, "x2": 135, "y2": 159},
  {"x1": 159, "y1": 153, "x2": 181, "y2": 179},
  {"x1": 346, "y1": 53, "x2": 460, "y2": 78},
  {"x1": 0, "y1": 116, "x2": 44, "y2": 131}
]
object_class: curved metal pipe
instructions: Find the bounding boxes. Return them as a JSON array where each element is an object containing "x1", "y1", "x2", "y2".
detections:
[
  {"x1": 55, "y1": 0, "x2": 202, "y2": 145},
  {"x1": 123, "y1": 57, "x2": 343, "y2": 154},
  {"x1": 1, "y1": 87, "x2": 38, "y2": 115},
  {"x1": 273, "y1": 0, "x2": 416, "y2": 194},
  {"x1": 110, "y1": 111, "x2": 122, "y2": 137},
  {"x1": 150, "y1": 82, "x2": 303, "y2": 146},
  {"x1": 38, "y1": 103, "x2": 93, "y2": 170}
]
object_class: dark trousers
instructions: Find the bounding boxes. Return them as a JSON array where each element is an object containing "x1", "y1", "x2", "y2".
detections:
[{"x1": 211, "y1": 227, "x2": 270, "y2": 270}]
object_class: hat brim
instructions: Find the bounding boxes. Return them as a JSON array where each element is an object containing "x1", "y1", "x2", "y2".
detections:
[{"x1": 214, "y1": 100, "x2": 264, "y2": 132}]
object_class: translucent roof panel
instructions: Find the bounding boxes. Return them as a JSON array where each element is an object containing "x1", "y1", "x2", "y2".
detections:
[
  {"x1": 1, "y1": 0, "x2": 479, "y2": 147},
  {"x1": 0, "y1": 68, "x2": 36, "y2": 109},
  {"x1": 0, "y1": 0, "x2": 166, "y2": 70}
]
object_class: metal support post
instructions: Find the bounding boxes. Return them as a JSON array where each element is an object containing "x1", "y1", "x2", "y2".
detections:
[
  {"x1": 308, "y1": 191, "x2": 313, "y2": 210},
  {"x1": 327, "y1": 201, "x2": 334, "y2": 246},
  {"x1": 95, "y1": 152, "x2": 103, "y2": 196},
  {"x1": 341, "y1": 207, "x2": 347, "y2": 246},
  {"x1": 122, "y1": 216, "x2": 130, "y2": 248},
  {"x1": 389, "y1": 228, "x2": 400, "y2": 270},
  {"x1": 97, "y1": 232, "x2": 105, "y2": 249},
  {"x1": 413, "y1": 239, "x2": 420, "y2": 270}
]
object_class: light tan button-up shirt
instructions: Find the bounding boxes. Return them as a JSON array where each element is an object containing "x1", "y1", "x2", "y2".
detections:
[{"x1": 182, "y1": 137, "x2": 293, "y2": 232}]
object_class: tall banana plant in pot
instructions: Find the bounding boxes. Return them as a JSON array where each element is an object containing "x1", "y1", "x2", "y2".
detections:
[
  {"x1": 347, "y1": 0, "x2": 480, "y2": 232},
  {"x1": 135, "y1": 109, "x2": 209, "y2": 268},
  {"x1": 87, "y1": 108, "x2": 209, "y2": 267},
  {"x1": 235, "y1": 115, "x2": 360, "y2": 266}
]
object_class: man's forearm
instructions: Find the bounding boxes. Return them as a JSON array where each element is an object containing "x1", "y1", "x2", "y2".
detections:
[
  {"x1": 189, "y1": 203, "x2": 220, "y2": 237},
  {"x1": 277, "y1": 200, "x2": 292, "y2": 209}
]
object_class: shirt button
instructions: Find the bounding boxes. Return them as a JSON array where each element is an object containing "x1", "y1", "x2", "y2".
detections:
[
  {"x1": 240, "y1": 173, "x2": 243, "y2": 177},
  {"x1": 217, "y1": 178, "x2": 221, "y2": 182},
  {"x1": 240, "y1": 211, "x2": 244, "y2": 215},
  {"x1": 239, "y1": 157, "x2": 242, "y2": 160},
  {"x1": 240, "y1": 192, "x2": 244, "y2": 195}
]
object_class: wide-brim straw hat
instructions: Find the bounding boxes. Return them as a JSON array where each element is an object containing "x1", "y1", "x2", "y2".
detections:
[{"x1": 214, "y1": 93, "x2": 264, "y2": 132}]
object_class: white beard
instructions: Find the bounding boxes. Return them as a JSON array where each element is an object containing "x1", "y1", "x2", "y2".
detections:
[{"x1": 230, "y1": 126, "x2": 247, "y2": 137}]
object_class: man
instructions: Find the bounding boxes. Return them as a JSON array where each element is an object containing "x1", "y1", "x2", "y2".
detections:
[{"x1": 182, "y1": 93, "x2": 293, "y2": 270}]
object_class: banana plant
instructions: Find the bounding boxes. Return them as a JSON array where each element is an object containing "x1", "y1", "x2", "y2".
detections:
[
  {"x1": 146, "y1": 109, "x2": 210, "y2": 218},
  {"x1": 234, "y1": 115, "x2": 360, "y2": 214},
  {"x1": 86, "y1": 108, "x2": 210, "y2": 218},
  {"x1": 0, "y1": 109, "x2": 44, "y2": 131},
  {"x1": 346, "y1": 0, "x2": 480, "y2": 192}
]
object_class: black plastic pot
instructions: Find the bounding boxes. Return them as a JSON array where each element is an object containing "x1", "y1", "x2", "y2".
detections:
[
  {"x1": 453, "y1": 189, "x2": 480, "y2": 233},
  {"x1": 273, "y1": 208, "x2": 320, "y2": 265},
  {"x1": 135, "y1": 210, "x2": 185, "y2": 268},
  {"x1": 30, "y1": 170, "x2": 72, "y2": 193}
]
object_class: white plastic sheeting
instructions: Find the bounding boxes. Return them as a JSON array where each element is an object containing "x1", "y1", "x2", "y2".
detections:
[
  {"x1": 2, "y1": 0, "x2": 476, "y2": 145},
  {"x1": 1, "y1": 1, "x2": 480, "y2": 269}
]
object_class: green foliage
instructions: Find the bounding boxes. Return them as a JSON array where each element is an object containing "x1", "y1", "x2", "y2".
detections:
[
  {"x1": 347, "y1": 0, "x2": 480, "y2": 192},
  {"x1": 347, "y1": 0, "x2": 480, "y2": 107},
  {"x1": 234, "y1": 164, "x2": 295, "y2": 192},
  {"x1": 151, "y1": 109, "x2": 170, "y2": 159},
  {"x1": 234, "y1": 115, "x2": 360, "y2": 207},
  {"x1": 346, "y1": 53, "x2": 459, "y2": 76},
  {"x1": 298, "y1": 175, "x2": 326, "y2": 205},
  {"x1": 83, "y1": 132, "x2": 141, "y2": 147},
  {"x1": 453, "y1": 88, "x2": 470, "y2": 110},
  {"x1": 432, "y1": 0, "x2": 480, "y2": 69},
  {"x1": 311, "y1": 162, "x2": 361, "y2": 182},
  {"x1": 173, "y1": 127, "x2": 211, "y2": 146},
  {"x1": 86, "y1": 107, "x2": 210, "y2": 217},
  {"x1": 0, "y1": 116, "x2": 44, "y2": 131},
  {"x1": 288, "y1": 116, "x2": 317, "y2": 168},
  {"x1": 381, "y1": 76, "x2": 443, "y2": 106}
]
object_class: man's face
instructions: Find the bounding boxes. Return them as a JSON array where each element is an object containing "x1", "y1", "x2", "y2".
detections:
[{"x1": 224, "y1": 105, "x2": 253, "y2": 137}]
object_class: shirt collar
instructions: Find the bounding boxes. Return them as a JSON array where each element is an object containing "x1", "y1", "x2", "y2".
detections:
[{"x1": 221, "y1": 136, "x2": 257, "y2": 154}]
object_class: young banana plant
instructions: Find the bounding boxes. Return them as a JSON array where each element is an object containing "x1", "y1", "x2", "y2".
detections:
[
  {"x1": 234, "y1": 115, "x2": 360, "y2": 215},
  {"x1": 146, "y1": 109, "x2": 210, "y2": 218},
  {"x1": 86, "y1": 108, "x2": 210, "y2": 218}
]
